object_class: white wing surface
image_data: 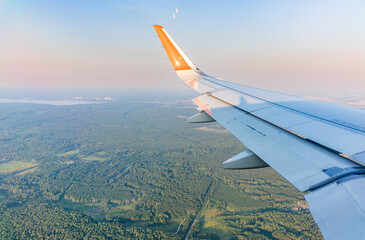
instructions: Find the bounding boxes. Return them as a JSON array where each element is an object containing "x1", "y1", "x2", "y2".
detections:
[{"x1": 154, "y1": 25, "x2": 365, "y2": 239}]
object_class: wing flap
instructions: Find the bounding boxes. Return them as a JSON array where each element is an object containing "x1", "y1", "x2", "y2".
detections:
[
  {"x1": 199, "y1": 77, "x2": 365, "y2": 165},
  {"x1": 197, "y1": 94, "x2": 360, "y2": 191},
  {"x1": 305, "y1": 177, "x2": 365, "y2": 240}
]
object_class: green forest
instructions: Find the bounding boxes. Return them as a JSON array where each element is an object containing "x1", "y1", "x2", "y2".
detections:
[{"x1": 0, "y1": 92, "x2": 322, "y2": 239}]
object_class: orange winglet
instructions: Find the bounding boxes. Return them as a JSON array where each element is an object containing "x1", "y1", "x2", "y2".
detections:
[{"x1": 154, "y1": 25, "x2": 192, "y2": 71}]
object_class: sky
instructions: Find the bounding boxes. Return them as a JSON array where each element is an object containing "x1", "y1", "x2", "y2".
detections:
[{"x1": 1, "y1": 0, "x2": 365, "y2": 94}]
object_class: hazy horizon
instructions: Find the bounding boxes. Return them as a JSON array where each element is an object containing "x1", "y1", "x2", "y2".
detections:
[{"x1": 1, "y1": 0, "x2": 365, "y2": 94}]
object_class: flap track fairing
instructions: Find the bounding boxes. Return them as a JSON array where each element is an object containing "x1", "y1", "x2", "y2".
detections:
[
  {"x1": 223, "y1": 149, "x2": 269, "y2": 169},
  {"x1": 188, "y1": 111, "x2": 215, "y2": 123}
]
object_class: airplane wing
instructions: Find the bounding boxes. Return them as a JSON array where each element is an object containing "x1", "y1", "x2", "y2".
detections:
[{"x1": 153, "y1": 25, "x2": 365, "y2": 240}]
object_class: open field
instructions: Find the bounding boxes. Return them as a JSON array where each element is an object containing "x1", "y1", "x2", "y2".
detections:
[{"x1": 0, "y1": 161, "x2": 37, "y2": 173}]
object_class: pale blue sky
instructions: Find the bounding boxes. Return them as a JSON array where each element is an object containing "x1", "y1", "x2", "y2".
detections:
[{"x1": 1, "y1": 0, "x2": 364, "y2": 93}]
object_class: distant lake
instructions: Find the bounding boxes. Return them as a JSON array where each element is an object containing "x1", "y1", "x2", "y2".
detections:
[{"x1": 0, "y1": 98, "x2": 102, "y2": 106}]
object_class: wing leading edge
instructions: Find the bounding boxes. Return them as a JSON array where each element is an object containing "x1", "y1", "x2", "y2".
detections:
[{"x1": 153, "y1": 25, "x2": 365, "y2": 239}]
